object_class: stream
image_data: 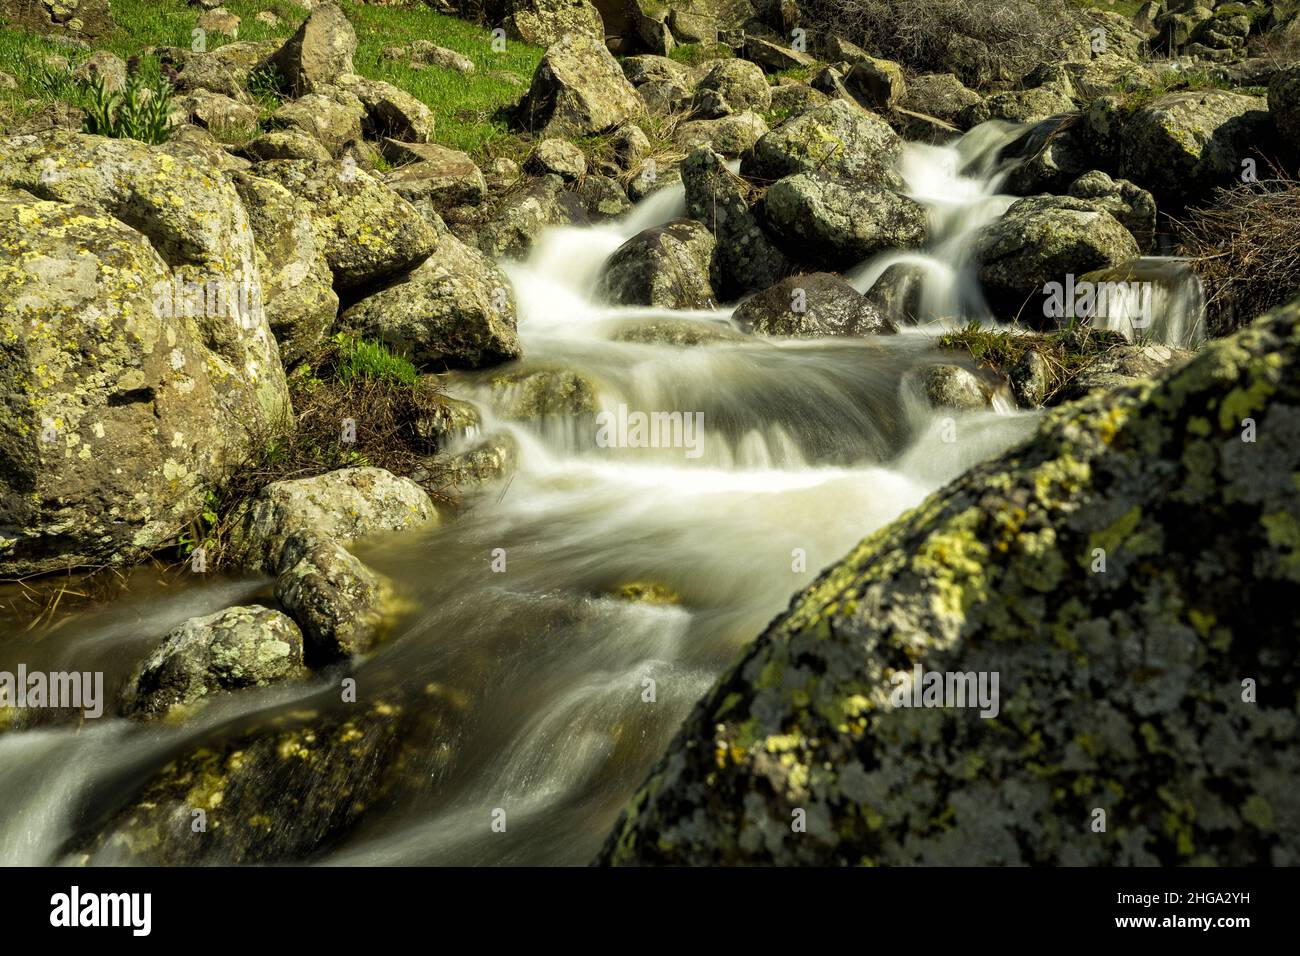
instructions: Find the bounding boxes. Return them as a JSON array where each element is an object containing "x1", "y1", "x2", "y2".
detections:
[{"x1": 0, "y1": 120, "x2": 1160, "y2": 865}]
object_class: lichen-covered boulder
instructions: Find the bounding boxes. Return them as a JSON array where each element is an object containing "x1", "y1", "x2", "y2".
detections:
[
  {"x1": 252, "y1": 159, "x2": 437, "y2": 289},
  {"x1": 274, "y1": 538, "x2": 387, "y2": 659},
  {"x1": 1118, "y1": 90, "x2": 1271, "y2": 205},
  {"x1": 520, "y1": 33, "x2": 645, "y2": 136},
  {"x1": 504, "y1": 0, "x2": 605, "y2": 46},
  {"x1": 974, "y1": 196, "x2": 1141, "y2": 316},
  {"x1": 735, "y1": 273, "x2": 894, "y2": 337},
  {"x1": 1067, "y1": 170, "x2": 1157, "y2": 253},
  {"x1": 230, "y1": 172, "x2": 338, "y2": 366},
  {"x1": 122, "y1": 606, "x2": 308, "y2": 721},
  {"x1": 242, "y1": 129, "x2": 333, "y2": 163},
  {"x1": 476, "y1": 174, "x2": 587, "y2": 260},
  {"x1": 172, "y1": 41, "x2": 278, "y2": 100},
  {"x1": 81, "y1": 700, "x2": 411, "y2": 864},
  {"x1": 383, "y1": 140, "x2": 487, "y2": 211},
  {"x1": 332, "y1": 73, "x2": 437, "y2": 145},
  {"x1": 762, "y1": 173, "x2": 928, "y2": 270},
  {"x1": 271, "y1": 90, "x2": 365, "y2": 153},
  {"x1": 681, "y1": 146, "x2": 788, "y2": 300},
  {"x1": 269, "y1": 2, "x2": 357, "y2": 94},
  {"x1": 338, "y1": 231, "x2": 520, "y2": 370},
  {"x1": 597, "y1": 219, "x2": 719, "y2": 310},
  {"x1": 230, "y1": 467, "x2": 438, "y2": 575},
  {"x1": 694, "y1": 58, "x2": 771, "y2": 117},
  {"x1": 959, "y1": 84, "x2": 1075, "y2": 127},
  {"x1": 742, "y1": 100, "x2": 904, "y2": 188},
  {"x1": 488, "y1": 366, "x2": 598, "y2": 422},
  {"x1": 599, "y1": 297, "x2": 1300, "y2": 866},
  {"x1": 843, "y1": 56, "x2": 906, "y2": 111},
  {"x1": 523, "y1": 137, "x2": 588, "y2": 180},
  {"x1": 1268, "y1": 64, "x2": 1300, "y2": 154},
  {"x1": 674, "y1": 111, "x2": 768, "y2": 158}
]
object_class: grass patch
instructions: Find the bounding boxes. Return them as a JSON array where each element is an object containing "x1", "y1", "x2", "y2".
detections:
[
  {"x1": 669, "y1": 42, "x2": 733, "y2": 66},
  {"x1": 82, "y1": 69, "x2": 175, "y2": 144}
]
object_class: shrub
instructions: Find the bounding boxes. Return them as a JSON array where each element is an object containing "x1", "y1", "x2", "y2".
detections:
[
  {"x1": 82, "y1": 66, "x2": 174, "y2": 145},
  {"x1": 1174, "y1": 172, "x2": 1300, "y2": 338}
]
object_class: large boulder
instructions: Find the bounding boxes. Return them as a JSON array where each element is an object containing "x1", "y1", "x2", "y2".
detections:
[
  {"x1": 1118, "y1": 91, "x2": 1271, "y2": 205},
  {"x1": 974, "y1": 196, "x2": 1141, "y2": 317},
  {"x1": 122, "y1": 606, "x2": 308, "y2": 721},
  {"x1": 230, "y1": 172, "x2": 338, "y2": 366},
  {"x1": 230, "y1": 467, "x2": 438, "y2": 575},
  {"x1": 741, "y1": 100, "x2": 904, "y2": 187},
  {"x1": 694, "y1": 58, "x2": 771, "y2": 116},
  {"x1": 269, "y1": 2, "x2": 357, "y2": 94},
  {"x1": 1067, "y1": 170, "x2": 1157, "y2": 253},
  {"x1": 681, "y1": 146, "x2": 788, "y2": 300},
  {"x1": 599, "y1": 297, "x2": 1300, "y2": 866},
  {"x1": 271, "y1": 90, "x2": 365, "y2": 154},
  {"x1": 338, "y1": 232, "x2": 521, "y2": 370},
  {"x1": 675, "y1": 111, "x2": 769, "y2": 158},
  {"x1": 476, "y1": 174, "x2": 587, "y2": 260},
  {"x1": 597, "y1": 219, "x2": 719, "y2": 310},
  {"x1": 520, "y1": 33, "x2": 645, "y2": 136},
  {"x1": 382, "y1": 140, "x2": 487, "y2": 211},
  {"x1": 504, "y1": 0, "x2": 605, "y2": 46},
  {"x1": 332, "y1": 73, "x2": 437, "y2": 145},
  {"x1": 172, "y1": 41, "x2": 278, "y2": 100},
  {"x1": 252, "y1": 159, "x2": 437, "y2": 290},
  {"x1": 735, "y1": 273, "x2": 894, "y2": 337},
  {"x1": 762, "y1": 173, "x2": 928, "y2": 270}
]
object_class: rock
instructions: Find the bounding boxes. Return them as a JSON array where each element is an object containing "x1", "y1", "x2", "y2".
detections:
[
  {"x1": 768, "y1": 82, "x2": 829, "y2": 118},
  {"x1": 889, "y1": 108, "x2": 961, "y2": 145},
  {"x1": 1118, "y1": 91, "x2": 1271, "y2": 205},
  {"x1": 638, "y1": 77, "x2": 693, "y2": 116},
  {"x1": 476, "y1": 174, "x2": 586, "y2": 260},
  {"x1": 620, "y1": 54, "x2": 694, "y2": 88},
  {"x1": 504, "y1": 0, "x2": 605, "y2": 46},
  {"x1": 900, "y1": 73, "x2": 981, "y2": 126},
  {"x1": 1268, "y1": 64, "x2": 1300, "y2": 155},
  {"x1": 332, "y1": 73, "x2": 437, "y2": 145},
  {"x1": 274, "y1": 538, "x2": 387, "y2": 659},
  {"x1": 255, "y1": 10, "x2": 280, "y2": 28},
  {"x1": 488, "y1": 367, "x2": 597, "y2": 421},
  {"x1": 270, "y1": 2, "x2": 357, "y2": 94},
  {"x1": 429, "y1": 430, "x2": 519, "y2": 490},
  {"x1": 122, "y1": 606, "x2": 307, "y2": 720},
  {"x1": 609, "y1": 318, "x2": 748, "y2": 346},
  {"x1": 71, "y1": 50, "x2": 126, "y2": 92},
  {"x1": 741, "y1": 100, "x2": 905, "y2": 188},
  {"x1": 974, "y1": 196, "x2": 1142, "y2": 317},
  {"x1": 921, "y1": 363, "x2": 991, "y2": 411},
  {"x1": 675, "y1": 110, "x2": 768, "y2": 157},
  {"x1": 409, "y1": 40, "x2": 475, "y2": 74},
  {"x1": 1004, "y1": 117, "x2": 1094, "y2": 195},
  {"x1": 1058, "y1": 342, "x2": 1189, "y2": 402},
  {"x1": 863, "y1": 262, "x2": 926, "y2": 325},
  {"x1": 230, "y1": 172, "x2": 338, "y2": 366},
  {"x1": 670, "y1": 8, "x2": 718, "y2": 44},
  {"x1": 339, "y1": 231, "x2": 520, "y2": 371},
  {"x1": 612, "y1": 123, "x2": 652, "y2": 169},
  {"x1": 252, "y1": 159, "x2": 437, "y2": 290},
  {"x1": 172, "y1": 41, "x2": 277, "y2": 100},
  {"x1": 597, "y1": 219, "x2": 719, "y2": 310},
  {"x1": 1067, "y1": 170, "x2": 1157, "y2": 253},
  {"x1": 681, "y1": 145, "x2": 788, "y2": 300},
  {"x1": 272, "y1": 90, "x2": 365, "y2": 152},
  {"x1": 520, "y1": 33, "x2": 645, "y2": 136},
  {"x1": 575, "y1": 173, "x2": 633, "y2": 221},
  {"x1": 196, "y1": 7, "x2": 240, "y2": 37},
  {"x1": 599, "y1": 296, "x2": 1300, "y2": 867},
  {"x1": 83, "y1": 701, "x2": 409, "y2": 864},
  {"x1": 230, "y1": 467, "x2": 438, "y2": 575},
  {"x1": 383, "y1": 140, "x2": 487, "y2": 210},
  {"x1": 960, "y1": 84, "x2": 1075, "y2": 127},
  {"x1": 243, "y1": 129, "x2": 333, "y2": 162},
  {"x1": 175, "y1": 89, "x2": 259, "y2": 139},
  {"x1": 844, "y1": 56, "x2": 907, "y2": 111},
  {"x1": 0, "y1": 184, "x2": 288, "y2": 575},
  {"x1": 1010, "y1": 347, "x2": 1050, "y2": 408},
  {"x1": 524, "y1": 137, "x2": 587, "y2": 180},
  {"x1": 694, "y1": 58, "x2": 771, "y2": 116},
  {"x1": 413, "y1": 393, "x2": 481, "y2": 448},
  {"x1": 161, "y1": 123, "x2": 250, "y2": 173},
  {"x1": 735, "y1": 273, "x2": 894, "y2": 337},
  {"x1": 743, "y1": 35, "x2": 816, "y2": 72},
  {"x1": 762, "y1": 172, "x2": 928, "y2": 270}
]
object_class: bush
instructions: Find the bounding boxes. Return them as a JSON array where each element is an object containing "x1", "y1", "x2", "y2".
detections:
[
  {"x1": 800, "y1": 0, "x2": 1078, "y2": 85},
  {"x1": 82, "y1": 66, "x2": 174, "y2": 145},
  {"x1": 1174, "y1": 173, "x2": 1300, "y2": 338}
]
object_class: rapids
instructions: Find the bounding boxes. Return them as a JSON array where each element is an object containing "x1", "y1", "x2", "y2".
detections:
[{"x1": 0, "y1": 120, "x2": 1174, "y2": 865}]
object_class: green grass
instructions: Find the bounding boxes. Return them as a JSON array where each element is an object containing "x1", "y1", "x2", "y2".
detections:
[
  {"x1": 331, "y1": 334, "x2": 419, "y2": 388},
  {"x1": 669, "y1": 42, "x2": 733, "y2": 66},
  {"x1": 1069, "y1": 0, "x2": 1146, "y2": 18},
  {"x1": 1, "y1": 0, "x2": 542, "y2": 162}
]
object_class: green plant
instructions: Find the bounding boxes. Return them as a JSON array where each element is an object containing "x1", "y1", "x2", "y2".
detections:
[
  {"x1": 246, "y1": 64, "x2": 285, "y2": 118},
  {"x1": 82, "y1": 68, "x2": 174, "y2": 144},
  {"x1": 331, "y1": 333, "x2": 419, "y2": 388}
]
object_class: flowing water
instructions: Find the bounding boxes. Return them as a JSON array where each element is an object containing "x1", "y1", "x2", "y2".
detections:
[{"x1": 1, "y1": 121, "x2": 1159, "y2": 866}]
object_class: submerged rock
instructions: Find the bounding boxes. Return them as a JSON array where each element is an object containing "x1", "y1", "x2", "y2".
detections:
[
  {"x1": 122, "y1": 606, "x2": 308, "y2": 720},
  {"x1": 597, "y1": 219, "x2": 718, "y2": 310},
  {"x1": 599, "y1": 298, "x2": 1300, "y2": 866},
  {"x1": 489, "y1": 366, "x2": 598, "y2": 421},
  {"x1": 735, "y1": 273, "x2": 894, "y2": 337}
]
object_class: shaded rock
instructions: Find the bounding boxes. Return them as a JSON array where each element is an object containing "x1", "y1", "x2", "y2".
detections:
[
  {"x1": 275, "y1": 538, "x2": 387, "y2": 659},
  {"x1": 741, "y1": 99, "x2": 904, "y2": 187},
  {"x1": 270, "y1": 2, "x2": 357, "y2": 94},
  {"x1": 599, "y1": 297, "x2": 1300, "y2": 867},
  {"x1": 612, "y1": 123, "x2": 652, "y2": 169},
  {"x1": 520, "y1": 33, "x2": 645, "y2": 136},
  {"x1": 1268, "y1": 64, "x2": 1300, "y2": 154},
  {"x1": 735, "y1": 272, "x2": 894, "y2": 337},
  {"x1": 252, "y1": 159, "x2": 437, "y2": 289},
  {"x1": 172, "y1": 41, "x2": 276, "y2": 100},
  {"x1": 1057, "y1": 342, "x2": 1190, "y2": 402},
  {"x1": 681, "y1": 145, "x2": 788, "y2": 299},
  {"x1": 743, "y1": 35, "x2": 815, "y2": 72},
  {"x1": 900, "y1": 73, "x2": 981, "y2": 126},
  {"x1": 575, "y1": 174, "x2": 633, "y2": 221},
  {"x1": 597, "y1": 219, "x2": 718, "y2": 309},
  {"x1": 230, "y1": 467, "x2": 438, "y2": 575},
  {"x1": 476, "y1": 174, "x2": 586, "y2": 260},
  {"x1": 844, "y1": 56, "x2": 907, "y2": 111},
  {"x1": 122, "y1": 606, "x2": 307, "y2": 720},
  {"x1": 863, "y1": 262, "x2": 926, "y2": 325},
  {"x1": 242, "y1": 129, "x2": 333, "y2": 162},
  {"x1": 339, "y1": 231, "x2": 520, "y2": 371},
  {"x1": 762, "y1": 172, "x2": 928, "y2": 269},
  {"x1": 333, "y1": 73, "x2": 437, "y2": 145},
  {"x1": 1067, "y1": 170, "x2": 1157, "y2": 253},
  {"x1": 230, "y1": 172, "x2": 338, "y2": 366}
]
